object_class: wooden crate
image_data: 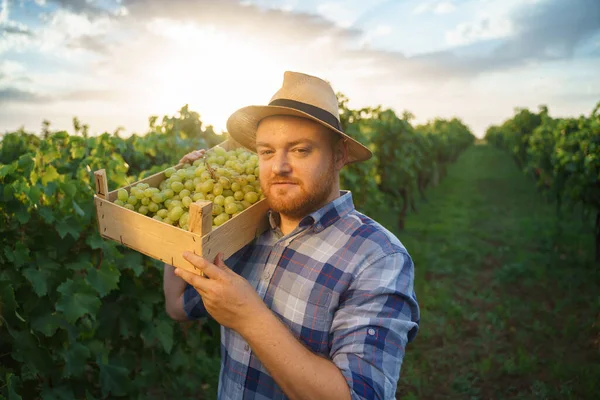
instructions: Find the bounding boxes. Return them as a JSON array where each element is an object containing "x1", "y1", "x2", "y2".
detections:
[{"x1": 93, "y1": 139, "x2": 270, "y2": 276}]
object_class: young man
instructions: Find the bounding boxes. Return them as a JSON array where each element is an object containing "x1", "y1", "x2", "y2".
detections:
[{"x1": 163, "y1": 71, "x2": 420, "y2": 400}]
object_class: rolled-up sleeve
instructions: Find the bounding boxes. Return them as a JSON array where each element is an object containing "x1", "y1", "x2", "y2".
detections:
[{"x1": 330, "y1": 251, "x2": 420, "y2": 400}]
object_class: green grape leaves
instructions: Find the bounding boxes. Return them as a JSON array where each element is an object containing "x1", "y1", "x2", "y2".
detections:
[
  {"x1": 98, "y1": 357, "x2": 130, "y2": 398},
  {"x1": 55, "y1": 279, "x2": 101, "y2": 323},
  {"x1": 122, "y1": 250, "x2": 144, "y2": 277},
  {"x1": 61, "y1": 343, "x2": 91, "y2": 378},
  {"x1": 6, "y1": 373, "x2": 23, "y2": 400},
  {"x1": 21, "y1": 266, "x2": 50, "y2": 297},
  {"x1": 4, "y1": 243, "x2": 30, "y2": 269},
  {"x1": 86, "y1": 233, "x2": 105, "y2": 250},
  {"x1": 60, "y1": 182, "x2": 77, "y2": 198},
  {"x1": 27, "y1": 185, "x2": 42, "y2": 204},
  {"x1": 486, "y1": 101, "x2": 600, "y2": 212},
  {"x1": 30, "y1": 312, "x2": 62, "y2": 337},
  {"x1": 41, "y1": 165, "x2": 60, "y2": 186},
  {"x1": 485, "y1": 101, "x2": 600, "y2": 260},
  {"x1": 141, "y1": 319, "x2": 174, "y2": 354},
  {"x1": 85, "y1": 263, "x2": 120, "y2": 298},
  {"x1": 155, "y1": 319, "x2": 174, "y2": 354},
  {"x1": 71, "y1": 200, "x2": 85, "y2": 217},
  {"x1": 0, "y1": 162, "x2": 17, "y2": 179},
  {"x1": 37, "y1": 207, "x2": 55, "y2": 224},
  {"x1": 55, "y1": 217, "x2": 81, "y2": 240},
  {"x1": 70, "y1": 144, "x2": 86, "y2": 160},
  {"x1": 39, "y1": 385, "x2": 76, "y2": 400},
  {"x1": 0, "y1": 280, "x2": 17, "y2": 317}
]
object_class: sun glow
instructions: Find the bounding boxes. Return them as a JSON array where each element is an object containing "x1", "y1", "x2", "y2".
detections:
[{"x1": 143, "y1": 19, "x2": 285, "y2": 132}]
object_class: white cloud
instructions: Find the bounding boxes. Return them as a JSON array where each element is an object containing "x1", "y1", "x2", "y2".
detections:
[
  {"x1": 434, "y1": 1, "x2": 456, "y2": 14},
  {"x1": 0, "y1": 8, "x2": 114, "y2": 57},
  {"x1": 372, "y1": 25, "x2": 392, "y2": 36},
  {"x1": 0, "y1": 60, "x2": 25, "y2": 76},
  {"x1": 414, "y1": 1, "x2": 456, "y2": 15},
  {"x1": 0, "y1": 27, "x2": 33, "y2": 54},
  {"x1": 41, "y1": 9, "x2": 112, "y2": 38},
  {"x1": 115, "y1": 6, "x2": 128, "y2": 16},
  {"x1": 445, "y1": 16, "x2": 513, "y2": 46},
  {"x1": 316, "y1": 2, "x2": 355, "y2": 28},
  {"x1": 358, "y1": 24, "x2": 392, "y2": 48},
  {"x1": 0, "y1": 0, "x2": 8, "y2": 24},
  {"x1": 280, "y1": 0, "x2": 299, "y2": 13},
  {"x1": 413, "y1": 3, "x2": 430, "y2": 15},
  {"x1": 443, "y1": 0, "x2": 531, "y2": 47}
]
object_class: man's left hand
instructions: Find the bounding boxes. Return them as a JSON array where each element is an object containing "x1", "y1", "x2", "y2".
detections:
[{"x1": 174, "y1": 252, "x2": 268, "y2": 333}]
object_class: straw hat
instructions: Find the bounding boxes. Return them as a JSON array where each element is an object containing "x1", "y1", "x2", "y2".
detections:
[{"x1": 226, "y1": 71, "x2": 372, "y2": 164}]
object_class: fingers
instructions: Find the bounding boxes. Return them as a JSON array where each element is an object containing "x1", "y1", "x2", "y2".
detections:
[
  {"x1": 214, "y1": 252, "x2": 227, "y2": 269},
  {"x1": 174, "y1": 266, "x2": 211, "y2": 293},
  {"x1": 181, "y1": 149, "x2": 204, "y2": 164},
  {"x1": 182, "y1": 251, "x2": 225, "y2": 279},
  {"x1": 179, "y1": 149, "x2": 206, "y2": 164}
]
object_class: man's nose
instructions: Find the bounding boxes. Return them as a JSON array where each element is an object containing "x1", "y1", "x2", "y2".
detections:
[{"x1": 272, "y1": 151, "x2": 292, "y2": 175}]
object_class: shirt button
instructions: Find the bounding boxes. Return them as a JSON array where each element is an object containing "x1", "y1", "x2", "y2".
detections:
[
  {"x1": 244, "y1": 344, "x2": 250, "y2": 351},
  {"x1": 263, "y1": 271, "x2": 271, "y2": 280},
  {"x1": 367, "y1": 328, "x2": 376, "y2": 336}
]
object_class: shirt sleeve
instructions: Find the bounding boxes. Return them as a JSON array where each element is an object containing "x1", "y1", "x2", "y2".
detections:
[
  {"x1": 329, "y1": 251, "x2": 420, "y2": 400},
  {"x1": 182, "y1": 283, "x2": 208, "y2": 320}
]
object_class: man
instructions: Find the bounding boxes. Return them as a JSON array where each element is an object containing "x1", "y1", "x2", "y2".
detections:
[{"x1": 163, "y1": 71, "x2": 420, "y2": 400}]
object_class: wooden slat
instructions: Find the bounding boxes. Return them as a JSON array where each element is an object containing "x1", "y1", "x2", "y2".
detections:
[
  {"x1": 94, "y1": 196, "x2": 205, "y2": 275},
  {"x1": 94, "y1": 169, "x2": 108, "y2": 199},
  {"x1": 189, "y1": 200, "x2": 213, "y2": 235},
  {"x1": 200, "y1": 198, "x2": 270, "y2": 261}
]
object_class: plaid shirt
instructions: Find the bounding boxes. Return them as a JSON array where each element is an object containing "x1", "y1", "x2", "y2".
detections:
[{"x1": 183, "y1": 191, "x2": 420, "y2": 399}]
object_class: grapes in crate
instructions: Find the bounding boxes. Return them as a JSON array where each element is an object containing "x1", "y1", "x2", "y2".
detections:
[{"x1": 112, "y1": 146, "x2": 264, "y2": 230}]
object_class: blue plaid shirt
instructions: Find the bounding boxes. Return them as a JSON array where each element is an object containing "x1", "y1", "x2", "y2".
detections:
[{"x1": 183, "y1": 190, "x2": 420, "y2": 399}]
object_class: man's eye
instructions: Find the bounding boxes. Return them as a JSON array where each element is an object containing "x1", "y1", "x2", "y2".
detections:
[
  {"x1": 258, "y1": 150, "x2": 273, "y2": 155},
  {"x1": 294, "y1": 148, "x2": 310, "y2": 154}
]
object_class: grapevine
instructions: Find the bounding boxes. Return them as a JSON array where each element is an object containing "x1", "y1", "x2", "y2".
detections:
[
  {"x1": 485, "y1": 101, "x2": 600, "y2": 263},
  {"x1": 0, "y1": 98, "x2": 474, "y2": 399}
]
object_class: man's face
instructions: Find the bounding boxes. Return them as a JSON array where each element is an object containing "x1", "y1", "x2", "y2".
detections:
[{"x1": 255, "y1": 115, "x2": 345, "y2": 220}]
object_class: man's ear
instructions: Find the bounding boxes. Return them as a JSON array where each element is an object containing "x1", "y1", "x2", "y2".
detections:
[{"x1": 334, "y1": 137, "x2": 349, "y2": 170}]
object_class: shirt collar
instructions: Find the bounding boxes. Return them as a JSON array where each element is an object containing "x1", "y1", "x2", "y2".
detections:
[{"x1": 267, "y1": 190, "x2": 355, "y2": 233}]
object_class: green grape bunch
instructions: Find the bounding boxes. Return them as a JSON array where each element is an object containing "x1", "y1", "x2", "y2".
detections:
[{"x1": 112, "y1": 146, "x2": 264, "y2": 230}]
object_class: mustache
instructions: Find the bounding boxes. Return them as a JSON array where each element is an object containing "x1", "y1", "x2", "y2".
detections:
[{"x1": 267, "y1": 177, "x2": 301, "y2": 185}]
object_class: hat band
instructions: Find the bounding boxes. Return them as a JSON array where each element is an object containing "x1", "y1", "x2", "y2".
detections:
[{"x1": 268, "y1": 98, "x2": 342, "y2": 131}]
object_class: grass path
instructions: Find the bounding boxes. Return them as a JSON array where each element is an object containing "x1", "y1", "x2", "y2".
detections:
[{"x1": 393, "y1": 144, "x2": 600, "y2": 399}]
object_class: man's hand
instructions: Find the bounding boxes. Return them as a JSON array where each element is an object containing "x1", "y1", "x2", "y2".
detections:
[
  {"x1": 176, "y1": 253, "x2": 351, "y2": 400},
  {"x1": 174, "y1": 251, "x2": 268, "y2": 334},
  {"x1": 178, "y1": 149, "x2": 206, "y2": 165}
]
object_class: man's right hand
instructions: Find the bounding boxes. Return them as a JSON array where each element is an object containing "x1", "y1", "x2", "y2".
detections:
[{"x1": 178, "y1": 149, "x2": 206, "y2": 165}]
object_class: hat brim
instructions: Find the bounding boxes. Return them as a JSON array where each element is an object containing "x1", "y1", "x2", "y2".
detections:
[{"x1": 226, "y1": 105, "x2": 372, "y2": 164}]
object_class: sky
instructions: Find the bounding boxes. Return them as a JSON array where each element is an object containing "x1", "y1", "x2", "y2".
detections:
[{"x1": 0, "y1": 0, "x2": 599, "y2": 138}]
